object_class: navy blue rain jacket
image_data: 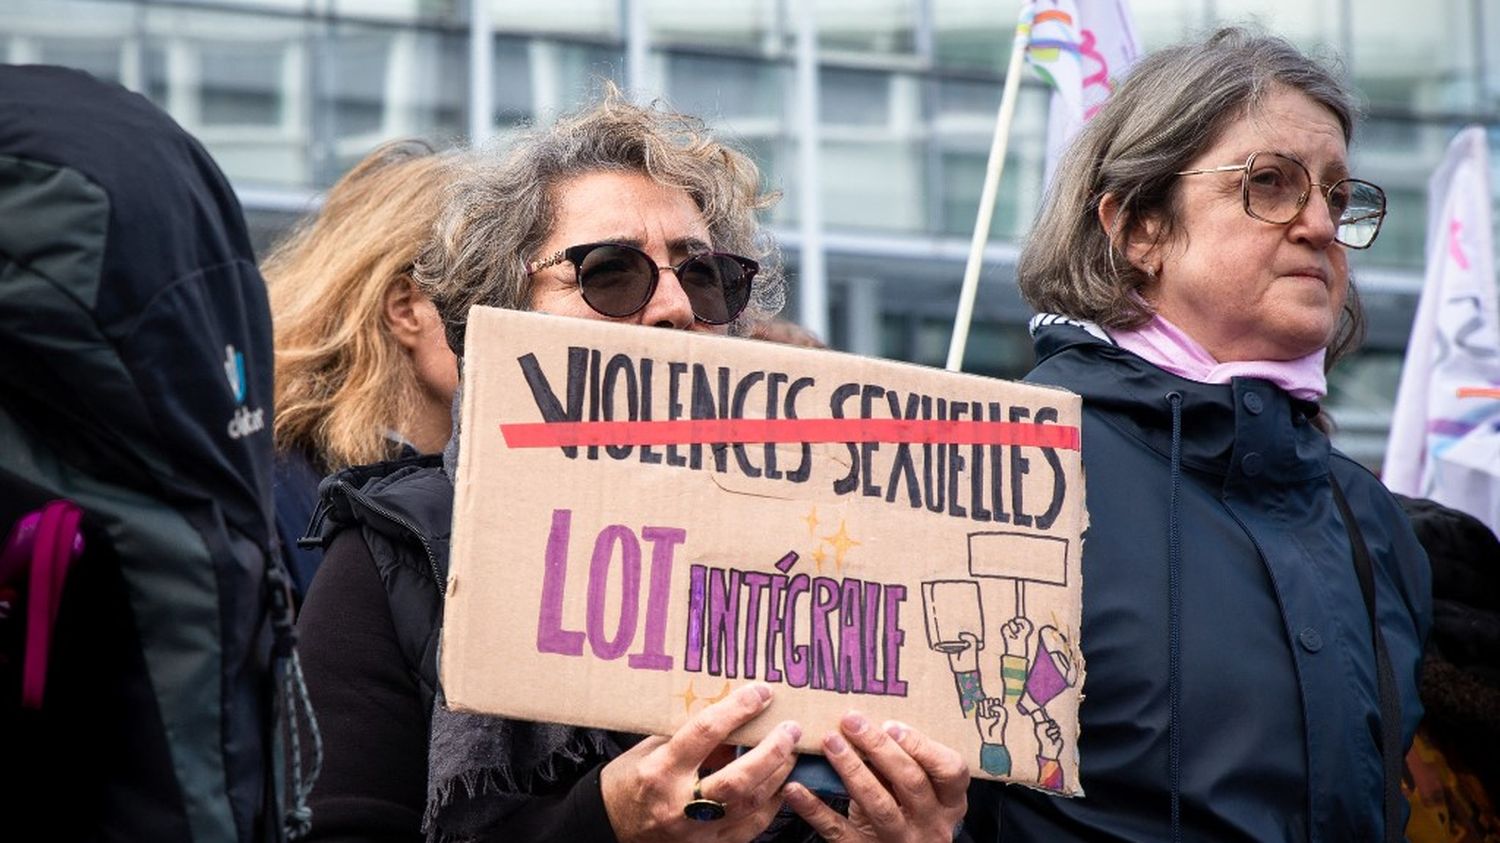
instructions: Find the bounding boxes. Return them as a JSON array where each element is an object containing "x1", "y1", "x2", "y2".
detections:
[{"x1": 980, "y1": 318, "x2": 1430, "y2": 843}]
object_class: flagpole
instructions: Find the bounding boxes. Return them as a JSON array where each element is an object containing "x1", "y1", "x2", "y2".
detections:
[{"x1": 945, "y1": 13, "x2": 1033, "y2": 372}]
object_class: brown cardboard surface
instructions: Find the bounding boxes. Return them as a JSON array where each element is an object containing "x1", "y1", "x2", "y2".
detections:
[{"x1": 443, "y1": 306, "x2": 1087, "y2": 792}]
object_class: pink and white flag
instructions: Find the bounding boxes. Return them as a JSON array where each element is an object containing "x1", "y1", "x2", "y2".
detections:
[
  {"x1": 1026, "y1": 0, "x2": 1140, "y2": 184},
  {"x1": 1383, "y1": 126, "x2": 1500, "y2": 533}
]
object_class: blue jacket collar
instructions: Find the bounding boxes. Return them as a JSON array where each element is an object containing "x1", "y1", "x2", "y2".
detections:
[{"x1": 1029, "y1": 320, "x2": 1329, "y2": 482}]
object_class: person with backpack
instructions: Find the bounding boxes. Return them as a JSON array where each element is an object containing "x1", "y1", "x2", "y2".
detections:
[
  {"x1": 0, "y1": 65, "x2": 309, "y2": 842},
  {"x1": 263, "y1": 139, "x2": 462, "y2": 599},
  {"x1": 295, "y1": 93, "x2": 973, "y2": 843}
]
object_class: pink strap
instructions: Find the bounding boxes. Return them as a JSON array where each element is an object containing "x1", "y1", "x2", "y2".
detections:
[{"x1": 5, "y1": 501, "x2": 85, "y2": 709}]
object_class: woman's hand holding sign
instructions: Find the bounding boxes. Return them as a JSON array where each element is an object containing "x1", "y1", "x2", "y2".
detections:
[
  {"x1": 784, "y1": 711, "x2": 970, "y2": 841},
  {"x1": 600, "y1": 682, "x2": 801, "y2": 842},
  {"x1": 600, "y1": 682, "x2": 971, "y2": 843}
]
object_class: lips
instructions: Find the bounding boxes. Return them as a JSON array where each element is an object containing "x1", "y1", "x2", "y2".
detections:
[{"x1": 1283, "y1": 266, "x2": 1328, "y2": 283}]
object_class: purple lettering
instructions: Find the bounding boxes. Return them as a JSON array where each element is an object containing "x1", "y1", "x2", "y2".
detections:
[
  {"x1": 810, "y1": 577, "x2": 840, "y2": 691},
  {"x1": 536, "y1": 509, "x2": 585, "y2": 656},
  {"x1": 741, "y1": 571, "x2": 771, "y2": 679},
  {"x1": 629, "y1": 526, "x2": 684, "y2": 670},
  {"x1": 585, "y1": 525, "x2": 639, "y2": 660},
  {"x1": 764, "y1": 574, "x2": 787, "y2": 683},
  {"x1": 684, "y1": 564, "x2": 707, "y2": 672},
  {"x1": 838, "y1": 578, "x2": 866, "y2": 693},
  {"x1": 862, "y1": 581, "x2": 885, "y2": 694},
  {"x1": 882, "y1": 584, "x2": 908, "y2": 696},
  {"x1": 706, "y1": 567, "x2": 742, "y2": 677},
  {"x1": 783, "y1": 574, "x2": 810, "y2": 687}
]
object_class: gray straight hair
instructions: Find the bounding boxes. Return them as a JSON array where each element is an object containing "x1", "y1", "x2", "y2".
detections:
[
  {"x1": 414, "y1": 87, "x2": 786, "y2": 357},
  {"x1": 1018, "y1": 27, "x2": 1366, "y2": 367}
]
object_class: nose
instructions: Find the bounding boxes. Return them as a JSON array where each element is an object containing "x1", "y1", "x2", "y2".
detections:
[
  {"x1": 639, "y1": 265, "x2": 696, "y2": 330},
  {"x1": 1289, "y1": 185, "x2": 1339, "y2": 248}
]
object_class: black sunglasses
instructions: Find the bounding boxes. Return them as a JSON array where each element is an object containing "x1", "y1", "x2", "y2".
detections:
[{"x1": 526, "y1": 242, "x2": 758, "y2": 325}]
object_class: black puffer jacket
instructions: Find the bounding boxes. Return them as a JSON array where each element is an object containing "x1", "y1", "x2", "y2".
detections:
[
  {"x1": 305, "y1": 455, "x2": 451, "y2": 712},
  {"x1": 297, "y1": 454, "x2": 628, "y2": 842}
]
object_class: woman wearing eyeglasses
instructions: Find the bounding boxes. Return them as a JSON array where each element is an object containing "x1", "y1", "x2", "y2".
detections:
[
  {"x1": 966, "y1": 28, "x2": 1431, "y2": 843},
  {"x1": 294, "y1": 93, "x2": 972, "y2": 843}
]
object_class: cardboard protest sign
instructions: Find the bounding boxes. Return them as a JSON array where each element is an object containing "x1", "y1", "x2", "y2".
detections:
[{"x1": 443, "y1": 306, "x2": 1087, "y2": 792}]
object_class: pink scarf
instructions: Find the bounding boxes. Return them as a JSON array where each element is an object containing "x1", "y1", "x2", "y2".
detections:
[{"x1": 1111, "y1": 314, "x2": 1327, "y2": 401}]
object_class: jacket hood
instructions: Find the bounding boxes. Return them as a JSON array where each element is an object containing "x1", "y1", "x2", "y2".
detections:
[{"x1": 0, "y1": 65, "x2": 258, "y2": 329}]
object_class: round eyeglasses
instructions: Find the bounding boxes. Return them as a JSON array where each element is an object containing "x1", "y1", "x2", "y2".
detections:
[
  {"x1": 1175, "y1": 152, "x2": 1387, "y2": 249},
  {"x1": 526, "y1": 242, "x2": 758, "y2": 325}
]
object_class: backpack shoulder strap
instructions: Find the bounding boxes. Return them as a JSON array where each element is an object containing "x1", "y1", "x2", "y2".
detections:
[{"x1": 1329, "y1": 474, "x2": 1404, "y2": 843}]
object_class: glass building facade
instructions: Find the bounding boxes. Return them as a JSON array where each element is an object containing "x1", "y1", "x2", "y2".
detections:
[{"x1": 4, "y1": 0, "x2": 1498, "y2": 464}]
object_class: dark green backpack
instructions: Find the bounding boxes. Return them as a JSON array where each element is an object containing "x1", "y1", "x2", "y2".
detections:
[{"x1": 0, "y1": 65, "x2": 315, "y2": 842}]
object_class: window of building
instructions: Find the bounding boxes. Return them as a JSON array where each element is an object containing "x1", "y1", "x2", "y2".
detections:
[
  {"x1": 816, "y1": 0, "x2": 917, "y2": 58},
  {"x1": 933, "y1": 82, "x2": 1047, "y2": 239},
  {"x1": 1129, "y1": 0, "x2": 1212, "y2": 50},
  {"x1": 322, "y1": 25, "x2": 467, "y2": 184},
  {"x1": 664, "y1": 51, "x2": 785, "y2": 122},
  {"x1": 492, "y1": 34, "x2": 535, "y2": 128},
  {"x1": 331, "y1": 0, "x2": 464, "y2": 24},
  {"x1": 645, "y1": 0, "x2": 782, "y2": 53},
  {"x1": 930, "y1": 0, "x2": 1011, "y2": 73},
  {"x1": 139, "y1": 7, "x2": 310, "y2": 187},
  {"x1": 491, "y1": 0, "x2": 619, "y2": 40},
  {"x1": 1351, "y1": 0, "x2": 1481, "y2": 115},
  {"x1": 1211, "y1": 0, "x2": 1342, "y2": 53}
]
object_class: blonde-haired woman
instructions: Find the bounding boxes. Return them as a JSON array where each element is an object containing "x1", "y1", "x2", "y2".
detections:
[{"x1": 265, "y1": 139, "x2": 459, "y2": 596}]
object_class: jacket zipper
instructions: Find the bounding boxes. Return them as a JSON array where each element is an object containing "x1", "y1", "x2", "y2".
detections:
[{"x1": 331, "y1": 479, "x2": 446, "y2": 591}]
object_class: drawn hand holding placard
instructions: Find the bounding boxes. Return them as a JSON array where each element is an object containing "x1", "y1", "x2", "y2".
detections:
[
  {"x1": 920, "y1": 531, "x2": 1077, "y2": 787},
  {"x1": 1019, "y1": 626, "x2": 1079, "y2": 717},
  {"x1": 924, "y1": 581, "x2": 984, "y2": 655},
  {"x1": 1002, "y1": 616, "x2": 1034, "y2": 658},
  {"x1": 1034, "y1": 715, "x2": 1066, "y2": 791}
]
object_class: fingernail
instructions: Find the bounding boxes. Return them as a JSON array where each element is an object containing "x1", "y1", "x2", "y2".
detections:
[
  {"x1": 884, "y1": 720, "x2": 908, "y2": 742},
  {"x1": 739, "y1": 684, "x2": 772, "y2": 706},
  {"x1": 826, "y1": 733, "x2": 848, "y2": 755},
  {"x1": 842, "y1": 712, "x2": 868, "y2": 734},
  {"x1": 783, "y1": 783, "x2": 810, "y2": 804},
  {"x1": 782, "y1": 721, "x2": 803, "y2": 742}
]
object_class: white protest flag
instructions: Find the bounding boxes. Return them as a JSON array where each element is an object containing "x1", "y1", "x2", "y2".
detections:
[
  {"x1": 1030, "y1": 0, "x2": 1140, "y2": 184},
  {"x1": 1023, "y1": 0, "x2": 1083, "y2": 165},
  {"x1": 947, "y1": 0, "x2": 1139, "y2": 371},
  {"x1": 1383, "y1": 126, "x2": 1500, "y2": 533}
]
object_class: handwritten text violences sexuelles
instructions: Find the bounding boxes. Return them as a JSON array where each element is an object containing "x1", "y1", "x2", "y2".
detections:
[{"x1": 508, "y1": 346, "x2": 1074, "y2": 529}]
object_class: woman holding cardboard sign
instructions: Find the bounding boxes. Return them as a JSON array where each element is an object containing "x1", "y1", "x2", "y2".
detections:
[
  {"x1": 294, "y1": 93, "x2": 972, "y2": 843},
  {"x1": 971, "y1": 28, "x2": 1431, "y2": 843}
]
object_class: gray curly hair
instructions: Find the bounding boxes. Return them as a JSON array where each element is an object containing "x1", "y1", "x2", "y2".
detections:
[{"x1": 414, "y1": 90, "x2": 785, "y2": 356}]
